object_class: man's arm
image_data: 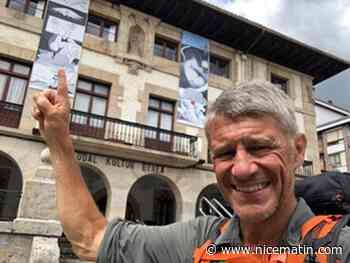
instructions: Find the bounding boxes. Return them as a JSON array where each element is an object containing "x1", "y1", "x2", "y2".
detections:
[{"x1": 32, "y1": 69, "x2": 107, "y2": 261}]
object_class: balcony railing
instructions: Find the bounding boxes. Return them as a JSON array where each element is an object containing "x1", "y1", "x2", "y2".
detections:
[
  {"x1": 0, "y1": 189, "x2": 22, "y2": 221},
  {"x1": 7, "y1": 0, "x2": 46, "y2": 18},
  {"x1": 70, "y1": 110, "x2": 198, "y2": 158},
  {"x1": 0, "y1": 101, "x2": 23, "y2": 128}
]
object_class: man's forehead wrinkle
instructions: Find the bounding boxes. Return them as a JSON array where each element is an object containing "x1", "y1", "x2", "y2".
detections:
[
  {"x1": 213, "y1": 134, "x2": 275, "y2": 152},
  {"x1": 209, "y1": 115, "x2": 287, "y2": 150},
  {"x1": 242, "y1": 134, "x2": 278, "y2": 144}
]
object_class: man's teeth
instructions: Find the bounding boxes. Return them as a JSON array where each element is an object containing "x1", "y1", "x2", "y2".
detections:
[{"x1": 235, "y1": 182, "x2": 269, "y2": 193}]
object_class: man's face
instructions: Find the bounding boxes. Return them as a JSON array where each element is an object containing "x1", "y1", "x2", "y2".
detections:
[{"x1": 208, "y1": 115, "x2": 306, "y2": 223}]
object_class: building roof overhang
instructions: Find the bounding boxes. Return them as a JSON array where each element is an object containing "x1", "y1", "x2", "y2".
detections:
[
  {"x1": 315, "y1": 99, "x2": 350, "y2": 116},
  {"x1": 112, "y1": 0, "x2": 350, "y2": 84},
  {"x1": 317, "y1": 116, "x2": 350, "y2": 132}
]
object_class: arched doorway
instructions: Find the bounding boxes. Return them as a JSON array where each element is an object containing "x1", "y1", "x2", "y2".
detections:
[
  {"x1": 125, "y1": 175, "x2": 177, "y2": 226},
  {"x1": 80, "y1": 165, "x2": 108, "y2": 215},
  {"x1": 195, "y1": 184, "x2": 233, "y2": 217},
  {"x1": 59, "y1": 164, "x2": 108, "y2": 259},
  {"x1": 0, "y1": 152, "x2": 22, "y2": 221}
]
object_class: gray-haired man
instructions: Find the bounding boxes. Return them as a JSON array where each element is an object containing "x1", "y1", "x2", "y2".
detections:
[{"x1": 32, "y1": 71, "x2": 350, "y2": 262}]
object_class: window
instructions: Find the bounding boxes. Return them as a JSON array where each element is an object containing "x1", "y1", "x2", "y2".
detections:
[
  {"x1": 296, "y1": 160, "x2": 313, "y2": 177},
  {"x1": 209, "y1": 54, "x2": 230, "y2": 78},
  {"x1": 145, "y1": 97, "x2": 175, "y2": 152},
  {"x1": 6, "y1": 0, "x2": 46, "y2": 18},
  {"x1": 86, "y1": 15, "x2": 118, "y2": 42},
  {"x1": 71, "y1": 79, "x2": 110, "y2": 138},
  {"x1": 326, "y1": 129, "x2": 344, "y2": 146},
  {"x1": 0, "y1": 58, "x2": 30, "y2": 105},
  {"x1": 329, "y1": 153, "x2": 342, "y2": 168},
  {"x1": 154, "y1": 36, "x2": 178, "y2": 61},
  {"x1": 327, "y1": 139, "x2": 344, "y2": 147},
  {"x1": 271, "y1": 74, "x2": 288, "y2": 94},
  {"x1": 0, "y1": 58, "x2": 30, "y2": 128}
]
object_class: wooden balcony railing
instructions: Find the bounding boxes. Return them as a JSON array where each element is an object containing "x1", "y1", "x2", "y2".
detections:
[
  {"x1": 0, "y1": 101, "x2": 23, "y2": 128},
  {"x1": 70, "y1": 110, "x2": 198, "y2": 158}
]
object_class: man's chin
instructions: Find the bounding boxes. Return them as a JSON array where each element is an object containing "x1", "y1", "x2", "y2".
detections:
[
  {"x1": 237, "y1": 212, "x2": 264, "y2": 223},
  {"x1": 235, "y1": 205, "x2": 277, "y2": 223}
]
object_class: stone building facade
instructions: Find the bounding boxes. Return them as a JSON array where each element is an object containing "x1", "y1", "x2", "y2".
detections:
[
  {"x1": 316, "y1": 100, "x2": 350, "y2": 173},
  {"x1": 0, "y1": 0, "x2": 349, "y2": 262},
  {"x1": 318, "y1": 123, "x2": 350, "y2": 173}
]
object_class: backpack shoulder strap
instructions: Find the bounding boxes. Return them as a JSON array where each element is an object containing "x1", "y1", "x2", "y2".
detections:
[
  {"x1": 322, "y1": 214, "x2": 350, "y2": 263},
  {"x1": 301, "y1": 214, "x2": 350, "y2": 263},
  {"x1": 301, "y1": 215, "x2": 334, "y2": 240},
  {"x1": 219, "y1": 218, "x2": 230, "y2": 234},
  {"x1": 193, "y1": 240, "x2": 212, "y2": 263},
  {"x1": 193, "y1": 218, "x2": 230, "y2": 263}
]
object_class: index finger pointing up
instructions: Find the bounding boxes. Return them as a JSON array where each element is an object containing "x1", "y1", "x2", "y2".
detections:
[{"x1": 57, "y1": 69, "x2": 68, "y2": 98}]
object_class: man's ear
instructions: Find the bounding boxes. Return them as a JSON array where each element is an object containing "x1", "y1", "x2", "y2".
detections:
[{"x1": 293, "y1": 133, "x2": 307, "y2": 169}]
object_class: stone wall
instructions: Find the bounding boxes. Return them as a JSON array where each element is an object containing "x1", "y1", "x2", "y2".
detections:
[{"x1": 0, "y1": 1, "x2": 320, "y2": 167}]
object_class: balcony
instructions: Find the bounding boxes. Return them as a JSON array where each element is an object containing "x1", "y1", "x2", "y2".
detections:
[
  {"x1": 69, "y1": 110, "x2": 199, "y2": 166},
  {"x1": 0, "y1": 101, "x2": 23, "y2": 128},
  {"x1": 6, "y1": 0, "x2": 46, "y2": 18}
]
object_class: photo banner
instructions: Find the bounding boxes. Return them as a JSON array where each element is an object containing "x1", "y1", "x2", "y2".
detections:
[
  {"x1": 177, "y1": 31, "x2": 209, "y2": 128},
  {"x1": 29, "y1": 0, "x2": 90, "y2": 96}
]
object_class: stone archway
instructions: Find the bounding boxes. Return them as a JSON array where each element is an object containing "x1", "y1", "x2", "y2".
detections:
[
  {"x1": 125, "y1": 175, "x2": 179, "y2": 225},
  {"x1": 0, "y1": 152, "x2": 22, "y2": 221},
  {"x1": 195, "y1": 184, "x2": 233, "y2": 217},
  {"x1": 80, "y1": 164, "x2": 109, "y2": 215}
]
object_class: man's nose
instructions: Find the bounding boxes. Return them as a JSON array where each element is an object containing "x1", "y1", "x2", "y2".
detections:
[{"x1": 230, "y1": 149, "x2": 258, "y2": 179}]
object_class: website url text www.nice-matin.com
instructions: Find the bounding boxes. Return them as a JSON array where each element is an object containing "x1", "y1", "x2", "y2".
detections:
[{"x1": 206, "y1": 244, "x2": 343, "y2": 256}]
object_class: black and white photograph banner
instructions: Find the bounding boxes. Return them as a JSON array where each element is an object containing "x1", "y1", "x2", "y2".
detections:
[
  {"x1": 29, "y1": 0, "x2": 90, "y2": 96},
  {"x1": 177, "y1": 31, "x2": 209, "y2": 128}
]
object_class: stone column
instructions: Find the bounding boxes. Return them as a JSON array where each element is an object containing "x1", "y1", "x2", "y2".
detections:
[
  {"x1": 29, "y1": 237, "x2": 60, "y2": 263},
  {"x1": 15, "y1": 147, "x2": 62, "y2": 263},
  {"x1": 0, "y1": 0, "x2": 7, "y2": 7}
]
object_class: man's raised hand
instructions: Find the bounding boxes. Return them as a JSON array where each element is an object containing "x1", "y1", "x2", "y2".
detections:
[{"x1": 32, "y1": 69, "x2": 71, "y2": 149}]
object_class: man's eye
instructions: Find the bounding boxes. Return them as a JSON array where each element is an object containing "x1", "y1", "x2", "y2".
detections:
[
  {"x1": 214, "y1": 150, "x2": 236, "y2": 160},
  {"x1": 248, "y1": 145, "x2": 271, "y2": 154}
]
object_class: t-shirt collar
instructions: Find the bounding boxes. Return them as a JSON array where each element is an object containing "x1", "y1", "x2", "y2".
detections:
[{"x1": 214, "y1": 198, "x2": 314, "y2": 247}]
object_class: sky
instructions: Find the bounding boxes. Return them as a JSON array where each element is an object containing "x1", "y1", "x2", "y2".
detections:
[{"x1": 204, "y1": 0, "x2": 350, "y2": 110}]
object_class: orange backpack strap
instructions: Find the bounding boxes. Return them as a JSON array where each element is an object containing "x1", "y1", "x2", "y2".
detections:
[
  {"x1": 301, "y1": 216, "x2": 329, "y2": 239},
  {"x1": 219, "y1": 218, "x2": 230, "y2": 234},
  {"x1": 193, "y1": 219, "x2": 229, "y2": 263},
  {"x1": 302, "y1": 214, "x2": 350, "y2": 263},
  {"x1": 193, "y1": 240, "x2": 212, "y2": 263}
]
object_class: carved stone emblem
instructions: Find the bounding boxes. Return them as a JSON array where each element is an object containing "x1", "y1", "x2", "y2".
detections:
[{"x1": 128, "y1": 25, "x2": 145, "y2": 57}]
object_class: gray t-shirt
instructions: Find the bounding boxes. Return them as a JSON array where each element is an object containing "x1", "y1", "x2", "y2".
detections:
[
  {"x1": 96, "y1": 216, "x2": 224, "y2": 263},
  {"x1": 97, "y1": 200, "x2": 350, "y2": 263}
]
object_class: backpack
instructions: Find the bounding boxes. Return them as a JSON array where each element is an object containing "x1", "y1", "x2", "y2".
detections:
[
  {"x1": 194, "y1": 214, "x2": 350, "y2": 263},
  {"x1": 295, "y1": 171, "x2": 350, "y2": 215}
]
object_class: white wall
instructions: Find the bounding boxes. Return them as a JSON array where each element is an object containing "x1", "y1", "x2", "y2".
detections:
[{"x1": 315, "y1": 105, "x2": 346, "y2": 126}]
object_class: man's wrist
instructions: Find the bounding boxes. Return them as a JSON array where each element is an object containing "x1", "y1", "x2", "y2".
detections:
[{"x1": 49, "y1": 137, "x2": 75, "y2": 161}]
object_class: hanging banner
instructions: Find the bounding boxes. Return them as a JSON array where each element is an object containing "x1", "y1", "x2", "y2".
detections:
[
  {"x1": 29, "y1": 0, "x2": 90, "y2": 96},
  {"x1": 177, "y1": 31, "x2": 209, "y2": 128}
]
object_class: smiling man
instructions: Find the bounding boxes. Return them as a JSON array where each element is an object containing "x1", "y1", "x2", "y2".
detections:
[
  {"x1": 32, "y1": 72, "x2": 350, "y2": 262},
  {"x1": 205, "y1": 81, "x2": 307, "y2": 245}
]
